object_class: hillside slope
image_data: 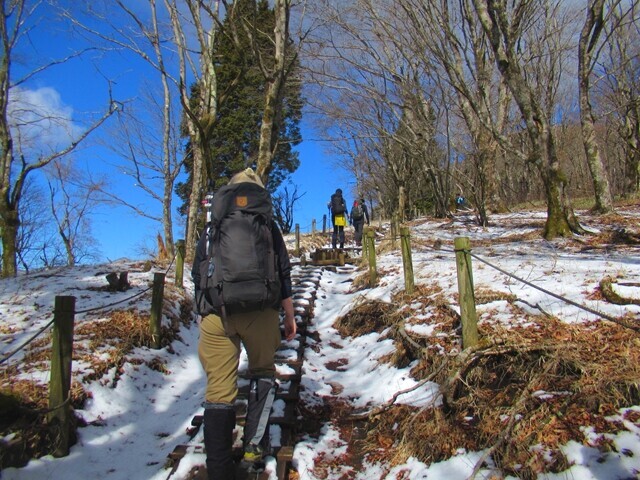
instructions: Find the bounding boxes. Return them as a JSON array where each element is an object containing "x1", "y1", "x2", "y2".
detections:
[{"x1": 1, "y1": 207, "x2": 640, "y2": 479}]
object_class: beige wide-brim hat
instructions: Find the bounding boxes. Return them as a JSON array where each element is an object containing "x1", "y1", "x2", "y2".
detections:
[{"x1": 229, "y1": 168, "x2": 264, "y2": 188}]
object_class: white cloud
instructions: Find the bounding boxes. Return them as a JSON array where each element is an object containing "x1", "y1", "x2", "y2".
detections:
[{"x1": 8, "y1": 86, "x2": 82, "y2": 154}]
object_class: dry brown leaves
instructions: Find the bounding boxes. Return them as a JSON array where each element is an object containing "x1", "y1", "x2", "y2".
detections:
[
  {"x1": 0, "y1": 291, "x2": 194, "y2": 469},
  {"x1": 0, "y1": 378, "x2": 89, "y2": 468},
  {"x1": 332, "y1": 300, "x2": 395, "y2": 338},
  {"x1": 323, "y1": 279, "x2": 640, "y2": 478}
]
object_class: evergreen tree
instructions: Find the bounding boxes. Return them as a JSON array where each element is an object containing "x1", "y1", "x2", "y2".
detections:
[{"x1": 176, "y1": 0, "x2": 302, "y2": 223}]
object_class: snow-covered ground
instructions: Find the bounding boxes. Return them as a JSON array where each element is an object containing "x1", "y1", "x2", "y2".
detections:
[{"x1": 1, "y1": 208, "x2": 639, "y2": 479}]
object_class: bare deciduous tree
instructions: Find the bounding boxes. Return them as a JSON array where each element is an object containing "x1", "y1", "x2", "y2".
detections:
[
  {"x1": 578, "y1": 0, "x2": 617, "y2": 214},
  {"x1": 254, "y1": 0, "x2": 297, "y2": 183},
  {"x1": 167, "y1": 0, "x2": 246, "y2": 261},
  {"x1": 45, "y1": 159, "x2": 103, "y2": 266},
  {"x1": 66, "y1": 0, "x2": 192, "y2": 258},
  {"x1": 272, "y1": 183, "x2": 304, "y2": 234},
  {"x1": 14, "y1": 178, "x2": 53, "y2": 273},
  {"x1": 0, "y1": 0, "x2": 117, "y2": 277},
  {"x1": 472, "y1": 0, "x2": 585, "y2": 238},
  {"x1": 393, "y1": 0, "x2": 512, "y2": 225},
  {"x1": 598, "y1": 1, "x2": 640, "y2": 196},
  {"x1": 304, "y1": 0, "x2": 444, "y2": 221}
]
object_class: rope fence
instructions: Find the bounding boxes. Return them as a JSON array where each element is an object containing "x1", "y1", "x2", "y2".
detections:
[
  {"x1": 302, "y1": 217, "x2": 638, "y2": 338},
  {"x1": 0, "y1": 247, "x2": 182, "y2": 457},
  {"x1": 0, "y1": 318, "x2": 55, "y2": 367},
  {"x1": 464, "y1": 249, "x2": 639, "y2": 332},
  {"x1": 291, "y1": 218, "x2": 637, "y2": 336},
  {"x1": 0, "y1": 248, "x2": 180, "y2": 367},
  {"x1": 426, "y1": 241, "x2": 639, "y2": 334}
]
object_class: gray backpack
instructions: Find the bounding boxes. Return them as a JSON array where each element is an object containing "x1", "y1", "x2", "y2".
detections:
[{"x1": 197, "y1": 182, "x2": 281, "y2": 317}]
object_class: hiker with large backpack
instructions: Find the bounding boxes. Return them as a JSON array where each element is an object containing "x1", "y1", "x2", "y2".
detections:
[
  {"x1": 191, "y1": 168, "x2": 296, "y2": 480},
  {"x1": 328, "y1": 188, "x2": 348, "y2": 249},
  {"x1": 349, "y1": 198, "x2": 370, "y2": 247}
]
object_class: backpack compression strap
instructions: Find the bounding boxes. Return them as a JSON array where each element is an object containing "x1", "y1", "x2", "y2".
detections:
[{"x1": 206, "y1": 223, "x2": 228, "y2": 321}]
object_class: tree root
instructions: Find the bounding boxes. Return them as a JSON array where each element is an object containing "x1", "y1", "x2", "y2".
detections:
[{"x1": 600, "y1": 276, "x2": 640, "y2": 306}]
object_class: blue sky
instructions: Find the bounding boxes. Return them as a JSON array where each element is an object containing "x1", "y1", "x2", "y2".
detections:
[
  {"x1": 10, "y1": 3, "x2": 355, "y2": 262},
  {"x1": 95, "y1": 134, "x2": 354, "y2": 260}
]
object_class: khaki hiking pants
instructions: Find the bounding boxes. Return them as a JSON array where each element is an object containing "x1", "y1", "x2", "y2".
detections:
[{"x1": 198, "y1": 309, "x2": 281, "y2": 405}]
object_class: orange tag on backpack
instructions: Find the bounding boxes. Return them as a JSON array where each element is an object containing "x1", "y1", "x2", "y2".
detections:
[{"x1": 236, "y1": 196, "x2": 248, "y2": 207}]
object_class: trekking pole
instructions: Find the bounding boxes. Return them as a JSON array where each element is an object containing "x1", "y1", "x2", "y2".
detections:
[{"x1": 203, "y1": 193, "x2": 214, "y2": 224}]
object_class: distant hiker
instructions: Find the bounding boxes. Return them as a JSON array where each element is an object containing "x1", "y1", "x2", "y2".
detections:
[
  {"x1": 350, "y1": 198, "x2": 370, "y2": 247},
  {"x1": 191, "y1": 168, "x2": 296, "y2": 480},
  {"x1": 328, "y1": 188, "x2": 348, "y2": 249},
  {"x1": 455, "y1": 193, "x2": 466, "y2": 211}
]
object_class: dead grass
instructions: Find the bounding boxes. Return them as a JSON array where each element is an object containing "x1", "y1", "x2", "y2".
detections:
[
  {"x1": 0, "y1": 290, "x2": 194, "y2": 469},
  {"x1": 0, "y1": 378, "x2": 89, "y2": 468},
  {"x1": 333, "y1": 299, "x2": 395, "y2": 337},
  {"x1": 326, "y1": 279, "x2": 640, "y2": 478},
  {"x1": 296, "y1": 397, "x2": 370, "y2": 478},
  {"x1": 297, "y1": 233, "x2": 331, "y2": 257}
]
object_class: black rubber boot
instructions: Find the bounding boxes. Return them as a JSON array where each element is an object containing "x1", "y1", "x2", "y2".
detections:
[
  {"x1": 204, "y1": 406, "x2": 236, "y2": 480},
  {"x1": 243, "y1": 378, "x2": 277, "y2": 461}
]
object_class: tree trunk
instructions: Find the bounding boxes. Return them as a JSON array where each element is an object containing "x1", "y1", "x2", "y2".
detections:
[
  {"x1": 61, "y1": 231, "x2": 75, "y2": 267},
  {"x1": 579, "y1": 0, "x2": 613, "y2": 214},
  {"x1": 256, "y1": 0, "x2": 289, "y2": 183},
  {"x1": 162, "y1": 190, "x2": 174, "y2": 258},
  {"x1": 169, "y1": 0, "x2": 220, "y2": 262},
  {"x1": 156, "y1": 1, "x2": 176, "y2": 258},
  {"x1": 582, "y1": 116, "x2": 613, "y2": 213},
  {"x1": 0, "y1": 207, "x2": 18, "y2": 277},
  {"x1": 185, "y1": 132, "x2": 206, "y2": 262},
  {"x1": 542, "y1": 163, "x2": 573, "y2": 238},
  {"x1": 623, "y1": 111, "x2": 640, "y2": 194},
  {"x1": 472, "y1": 0, "x2": 583, "y2": 239},
  {"x1": 256, "y1": 78, "x2": 282, "y2": 182}
]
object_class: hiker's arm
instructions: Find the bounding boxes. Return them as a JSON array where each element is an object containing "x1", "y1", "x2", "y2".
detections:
[
  {"x1": 191, "y1": 228, "x2": 207, "y2": 287},
  {"x1": 272, "y1": 222, "x2": 296, "y2": 340},
  {"x1": 281, "y1": 296, "x2": 296, "y2": 341}
]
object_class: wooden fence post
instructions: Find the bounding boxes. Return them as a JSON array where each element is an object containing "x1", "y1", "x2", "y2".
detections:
[
  {"x1": 322, "y1": 214, "x2": 327, "y2": 234},
  {"x1": 361, "y1": 226, "x2": 368, "y2": 259},
  {"x1": 454, "y1": 237, "x2": 479, "y2": 349},
  {"x1": 48, "y1": 295, "x2": 76, "y2": 457},
  {"x1": 366, "y1": 228, "x2": 377, "y2": 285},
  {"x1": 400, "y1": 226, "x2": 414, "y2": 295},
  {"x1": 312, "y1": 219, "x2": 316, "y2": 237},
  {"x1": 175, "y1": 240, "x2": 185, "y2": 289},
  {"x1": 295, "y1": 224, "x2": 300, "y2": 256},
  {"x1": 150, "y1": 272, "x2": 165, "y2": 349}
]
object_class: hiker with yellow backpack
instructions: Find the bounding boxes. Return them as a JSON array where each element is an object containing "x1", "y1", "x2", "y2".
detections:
[{"x1": 328, "y1": 188, "x2": 348, "y2": 249}]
